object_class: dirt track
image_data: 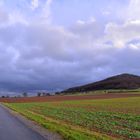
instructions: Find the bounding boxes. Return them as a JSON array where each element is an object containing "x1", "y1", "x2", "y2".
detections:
[{"x1": 0, "y1": 93, "x2": 140, "y2": 103}]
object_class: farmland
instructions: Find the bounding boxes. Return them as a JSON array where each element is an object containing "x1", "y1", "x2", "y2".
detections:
[
  {"x1": 4, "y1": 96, "x2": 140, "y2": 140},
  {"x1": 1, "y1": 92, "x2": 140, "y2": 103}
]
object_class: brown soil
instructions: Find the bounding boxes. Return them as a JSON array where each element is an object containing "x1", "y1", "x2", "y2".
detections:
[{"x1": 0, "y1": 93, "x2": 140, "y2": 103}]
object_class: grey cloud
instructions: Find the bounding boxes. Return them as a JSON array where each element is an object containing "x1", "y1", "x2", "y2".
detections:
[
  {"x1": 0, "y1": 15, "x2": 140, "y2": 95},
  {"x1": 0, "y1": 9, "x2": 9, "y2": 23}
]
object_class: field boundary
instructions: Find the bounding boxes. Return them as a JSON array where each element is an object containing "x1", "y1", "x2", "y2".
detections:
[
  {"x1": 28, "y1": 110, "x2": 119, "y2": 140},
  {"x1": 4, "y1": 103, "x2": 118, "y2": 140},
  {"x1": 1, "y1": 93, "x2": 140, "y2": 103},
  {"x1": 1, "y1": 104, "x2": 63, "y2": 140},
  {"x1": 4, "y1": 96, "x2": 140, "y2": 140}
]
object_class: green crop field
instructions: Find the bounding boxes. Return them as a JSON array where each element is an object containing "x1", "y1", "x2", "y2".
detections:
[{"x1": 4, "y1": 97, "x2": 140, "y2": 140}]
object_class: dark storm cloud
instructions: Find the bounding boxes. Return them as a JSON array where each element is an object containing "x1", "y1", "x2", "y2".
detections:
[{"x1": 0, "y1": 0, "x2": 140, "y2": 95}]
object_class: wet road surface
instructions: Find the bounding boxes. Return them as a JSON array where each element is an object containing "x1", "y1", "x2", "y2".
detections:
[{"x1": 0, "y1": 105, "x2": 47, "y2": 140}]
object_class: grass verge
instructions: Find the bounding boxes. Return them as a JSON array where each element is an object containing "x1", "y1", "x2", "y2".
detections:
[{"x1": 4, "y1": 103, "x2": 115, "y2": 140}]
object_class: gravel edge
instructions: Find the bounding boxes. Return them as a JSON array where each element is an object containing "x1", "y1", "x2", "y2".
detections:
[{"x1": 1, "y1": 104, "x2": 63, "y2": 140}]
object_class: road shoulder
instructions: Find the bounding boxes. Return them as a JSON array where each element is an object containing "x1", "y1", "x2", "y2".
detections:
[{"x1": 1, "y1": 104, "x2": 63, "y2": 140}]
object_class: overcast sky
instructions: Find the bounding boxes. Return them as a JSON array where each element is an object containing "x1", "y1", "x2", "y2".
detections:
[{"x1": 0, "y1": 0, "x2": 140, "y2": 94}]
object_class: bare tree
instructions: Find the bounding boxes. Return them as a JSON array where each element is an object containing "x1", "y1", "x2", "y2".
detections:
[
  {"x1": 1, "y1": 96, "x2": 5, "y2": 98},
  {"x1": 37, "y1": 92, "x2": 41, "y2": 97},
  {"x1": 22, "y1": 92, "x2": 28, "y2": 97}
]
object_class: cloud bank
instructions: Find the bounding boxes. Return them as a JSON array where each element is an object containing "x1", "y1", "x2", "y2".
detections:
[{"x1": 0, "y1": 0, "x2": 140, "y2": 94}]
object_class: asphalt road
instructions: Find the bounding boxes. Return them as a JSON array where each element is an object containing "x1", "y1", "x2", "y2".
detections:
[{"x1": 0, "y1": 105, "x2": 47, "y2": 140}]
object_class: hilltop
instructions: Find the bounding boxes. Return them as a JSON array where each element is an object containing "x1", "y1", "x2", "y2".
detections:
[{"x1": 63, "y1": 73, "x2": 140, "y2": 93}]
